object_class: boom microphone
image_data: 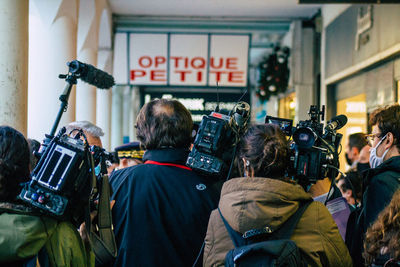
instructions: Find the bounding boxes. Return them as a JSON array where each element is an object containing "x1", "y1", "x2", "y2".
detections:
[
  {"x1": 67, "y1": 60, "x2": 115, "y2": 89},
  {"x1": 325, "y1": 114, "x2": 347, "y2": 132}
]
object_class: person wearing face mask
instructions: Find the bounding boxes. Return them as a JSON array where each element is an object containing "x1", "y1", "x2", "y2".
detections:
[
  {"x1": 345, "y1": 133, "x2": 371, "y2": 175},
  {"x1": 349, "y1": 104, "x2": 400, "y2": 267}
]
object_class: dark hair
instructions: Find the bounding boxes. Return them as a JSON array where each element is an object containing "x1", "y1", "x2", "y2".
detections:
[
  {"x1": 0, "y1": 126, "x2": 31, "y2": 202},
  {"x1": 337, "y1": 171, "x2": 362, "y2": 201},
  {"x1": 28, "y1": 138, "x2": 40, "y2": 169},
  {"x1": 348, "y1": 133, "x2": 367, "y2": 152},
  {"x1": 369, "y1": 104, "x2": 400, "y2": 151},
  {"x1": 364, "y1": 189, "x2": 400, "y2": 265},
  {"x1": 136, "y1": 99, "x2": 193, "y2": 150},
  {"x1": 238, "y1": 124, "x2": 289, "y2": 179}
]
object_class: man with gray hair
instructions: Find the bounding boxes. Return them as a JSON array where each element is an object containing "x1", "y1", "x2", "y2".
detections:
[{"x1": 65, "y1": 121, "x2": 104, "y2": 147}]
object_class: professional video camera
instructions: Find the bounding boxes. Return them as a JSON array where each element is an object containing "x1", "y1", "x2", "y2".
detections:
[
  {"x1": 265, "y1": 105, "x2": 347, "y2": 187},
  {"x1": 186, "y1": 101, "x2": 250, "y2": 180},
  {"x1": 19, "y1": 60, "x2": 117, "y2": 265},
  {"x1": 19, "y1": 60, "x2": 114, "y2": 225},
  {"x1": 19, "y1": 128, "x2": 96, "y2": 225}
]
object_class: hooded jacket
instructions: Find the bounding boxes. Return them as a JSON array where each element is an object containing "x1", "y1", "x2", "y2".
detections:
[
  {"x1": 203, "y1": 177, "x2": 352, "y2": 267},
  {"x1": 0, "y1": 202, "x2": 92, "y2": 267}
]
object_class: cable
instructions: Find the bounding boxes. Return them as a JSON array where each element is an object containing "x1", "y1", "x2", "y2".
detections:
[{"x1": 192, "y1": 241, "x2": 205, "y2": 267}]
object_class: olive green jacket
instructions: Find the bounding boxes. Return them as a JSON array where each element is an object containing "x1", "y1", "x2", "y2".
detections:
[
  {"x1": 203, "y1": 177, "x2": 353, "y2": 267},
  {"x1": 0, "y1": 202, "x2": 93, "y2": 267}
]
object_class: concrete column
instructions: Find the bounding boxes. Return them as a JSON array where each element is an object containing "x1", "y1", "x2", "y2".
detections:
[
  {"x1": 28, "y1": 0, "x2": 78, "y2": 140},
  {"x1": 76, "y1": 48, "x2": 97, "y2": 122},
  {"x1": 292, "y1": 21, "x2": 315, "y2": 122},
  {"x1": 122, "y1": 86, "x2": 132, "y2": 143},
  {"x1": 111, "y1": 86, "x2": 124, "y2": 149},
  {"x1": 130, "y1": 86, "x2": 141, "y2": 141},
  {"x1": 96, "y1": 49, "x2": 113, "y2": 150},
  {"x1": 0, "y1": 0, "x2": 28, "y2": 135}
]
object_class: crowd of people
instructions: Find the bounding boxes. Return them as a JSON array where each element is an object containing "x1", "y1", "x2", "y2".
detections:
[{"x1": 1, "y1": 99, "x2": 400, "y2": 266}]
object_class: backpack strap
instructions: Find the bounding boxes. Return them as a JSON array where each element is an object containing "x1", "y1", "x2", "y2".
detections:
[
  {"x1": 272, "y1": 200, "x2": 312, "y2": 240},
  {"x1": 218, "y1": 200, "x2": 312, "y2": 248},
  {"x1": 218, "y1": 207, "x2": 247, "y2": 247}
]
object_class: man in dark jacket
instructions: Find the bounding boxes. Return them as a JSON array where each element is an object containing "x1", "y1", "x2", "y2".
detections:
[
  {"x1": 109, "y1": 99, "x2": 220, "y2": 267},
  {"x1": 350, "y1": 104, "x2": 400, "y2": 266}
]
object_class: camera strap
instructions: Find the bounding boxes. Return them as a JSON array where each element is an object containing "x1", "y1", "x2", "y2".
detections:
[{"x1": 90, "y1": 174, "x2": 117, "y2": 265}]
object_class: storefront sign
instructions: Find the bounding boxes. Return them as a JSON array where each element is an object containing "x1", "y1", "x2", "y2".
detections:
[
  {"x1": 114, "y1": 33, "x2": 249, "y2": 87},
  {"x1": 142, "y1": 91, "x2": 250, "y2": 122}
]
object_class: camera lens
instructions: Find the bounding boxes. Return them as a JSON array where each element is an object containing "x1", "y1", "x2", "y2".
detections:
[{"x1": 293, "y1": 127, "x2": 317, "y2": 148}]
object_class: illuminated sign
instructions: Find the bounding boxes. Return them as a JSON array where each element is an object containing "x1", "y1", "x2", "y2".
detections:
[
  {"x1": 142, "y1": 91, "x2": 250, "y2": 122},
  {"x1": 114, "y1": 33, "x2": 249, "y2": 87}
]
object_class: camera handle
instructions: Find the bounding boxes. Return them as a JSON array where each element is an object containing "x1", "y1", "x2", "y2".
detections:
[
  {"x1": 40, "y1": 73, "x2": 78, "y2": 154},
  {"x1": 50, "y1": 74, "x2": 77, "y2": 137}
]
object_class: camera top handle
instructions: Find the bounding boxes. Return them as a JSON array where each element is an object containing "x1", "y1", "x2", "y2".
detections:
[{"x1": 39, "y1": 69, "x2": 78, "y2": 154}]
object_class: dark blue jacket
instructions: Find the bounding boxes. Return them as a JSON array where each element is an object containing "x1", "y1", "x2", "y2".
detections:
[
  {"x1": 110, "y1": 148, "x2": 220, "y2": 267},
  {"x1": 349, "y1": 155, "x2": 400, "y2": 266}
]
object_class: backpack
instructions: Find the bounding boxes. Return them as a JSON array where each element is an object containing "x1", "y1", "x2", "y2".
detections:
[{"x1": 219, "y1": 201, "x2": 312, "y2": 267}]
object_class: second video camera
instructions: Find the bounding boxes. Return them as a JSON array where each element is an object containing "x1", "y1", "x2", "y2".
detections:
[
  {"x1": 266, "y1": 105, "x2": 347, "y2": 186},
  {"x1": 186, "y1": 102, "x2": 250, "y2": 179}
]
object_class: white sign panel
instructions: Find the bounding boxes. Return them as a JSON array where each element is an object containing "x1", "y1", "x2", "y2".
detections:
[
  {"x1": 169, "y1": 34, "x2": 208, "y2": 86},
  {"x1": 130, "y1": 33, "x2": 168, "y2": 85},
  {"x1": 209, "y1": 35, "x2": 249, "y2": 87},
  {"x1": 114, "y1": 33, "x2": 249, "y2": 87}
]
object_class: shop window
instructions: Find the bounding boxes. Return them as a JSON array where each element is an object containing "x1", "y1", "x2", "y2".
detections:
[
  {"x1": 336, "y1": 94, "x2": 367, "y2": 172},
  {"x1": 278, "y1": 92, "x2": 296, "y2": 121}
]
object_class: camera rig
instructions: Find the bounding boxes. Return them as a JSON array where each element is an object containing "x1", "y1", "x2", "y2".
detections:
[
  {"x1": 19, "y1": 61, "x2": 114, "y2": 225},
  {"x1": 186, "y1": 101, "x2": 250, "y2": 180},
  {"x1": 266, "y1": 105, "x2": 346, "y2": 187}
]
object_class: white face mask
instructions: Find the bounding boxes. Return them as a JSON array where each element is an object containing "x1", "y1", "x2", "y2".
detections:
[{"x1": 369, "y1": 134, "x2": 389, "y2": 169}]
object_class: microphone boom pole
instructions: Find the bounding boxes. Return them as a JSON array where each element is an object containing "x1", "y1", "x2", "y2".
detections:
[{"x1": 42, "y1": 61, "x2": 115, "y2": 153}]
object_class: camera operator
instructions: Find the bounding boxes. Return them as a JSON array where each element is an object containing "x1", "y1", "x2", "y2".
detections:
[
  {"x1": 65, "y1": 120, "x2": 104, "y2": 148},
  {"x1": 109, "y1": 98, "x2": 221, "y2": 266},
  {"x1": 0, "y1": 126, "x2": 92, "y2": 266},
  {"x1": 203, "y1": 124, "x2": 352, "y2": 266},
  {"x1": 350, "y1": 104, "x2": 400, "y2": 266}
]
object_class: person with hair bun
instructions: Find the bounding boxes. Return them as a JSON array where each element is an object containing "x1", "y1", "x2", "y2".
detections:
[
  {"x1": 364, "y1": 189, "x2": 400, "y2": 266},
  {"x1": 203, "y1": 124, "x2": 352, "y2": 266},
  {"x1": 0, "y1": 126, "x2": 92, "y2": 266}
]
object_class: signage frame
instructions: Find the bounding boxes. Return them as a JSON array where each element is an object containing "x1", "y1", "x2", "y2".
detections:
[{"x1": 114, "y1": 30, "x2": 252, "y2": 89}]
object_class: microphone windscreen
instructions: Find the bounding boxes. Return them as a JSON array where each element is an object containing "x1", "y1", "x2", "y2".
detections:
[
  {"x1": 329, "y1": 114, "x2": 348, "y2": 130},
  {"x1": 67, "y1": 60, "x2": 115, "y2": 89}
]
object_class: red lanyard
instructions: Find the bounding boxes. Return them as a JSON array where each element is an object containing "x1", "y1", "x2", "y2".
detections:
[{"x1": 145, "y1": 160, "x2": 192, "y2": 171}]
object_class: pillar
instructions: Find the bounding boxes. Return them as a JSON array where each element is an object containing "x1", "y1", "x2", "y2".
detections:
[
  {"x1": 96, "y1": 49, "x2": 113, "y2": 150},
  {"x1": 111, "y1": 86, "x2": 124, "y2": 149},
  {"x1": 0, "y1": 0, "x2": 29, "y2": 135},
  {"x1": 122, "y1": 86, "x2": 131, "y2": 143},
  {"x1": 130, "y1": 87, "x2": 141, "y2": 141},
  {"x1": 76, "y1": 48, "x2": 97, "y2": 122},
  {"x1": 28, "y1": 0, "x2": 78, "y2": 140}
]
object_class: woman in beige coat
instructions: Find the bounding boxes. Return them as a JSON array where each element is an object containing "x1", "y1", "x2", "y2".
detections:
[{"x1": 203, "y1": 124, "x2": 352, "y2": 267}]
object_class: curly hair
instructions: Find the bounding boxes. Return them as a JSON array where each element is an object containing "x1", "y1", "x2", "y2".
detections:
[
  {"x1": 238, "y1": 124, "x2": 289, "y2": 179},
  {"x1": 364, "y1": 189, "x2": 400, "y2": 265},
  {"x1": 369, "y1": 104, "x2": 400, "y2": 152},
  {"x1": 0, "y1": 126, "x2": 31, "y2": 202},
  {"x1": 136, "y1": 99, "x2": 193, "y2": 150}
]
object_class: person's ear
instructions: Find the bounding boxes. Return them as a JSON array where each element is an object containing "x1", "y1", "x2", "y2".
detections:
[
  {"x1": 242, "y1": 158, "x2": 252, "y2": 177},
  {"x1": 120, "y1": 158, "x2": 128, "y2": 168},
  {"x1": 384, "y1": 132, "x2": 394, "y2": 149},
  {"x1": 351, "y1": 146, "x2": 359, "y2": 157}
]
